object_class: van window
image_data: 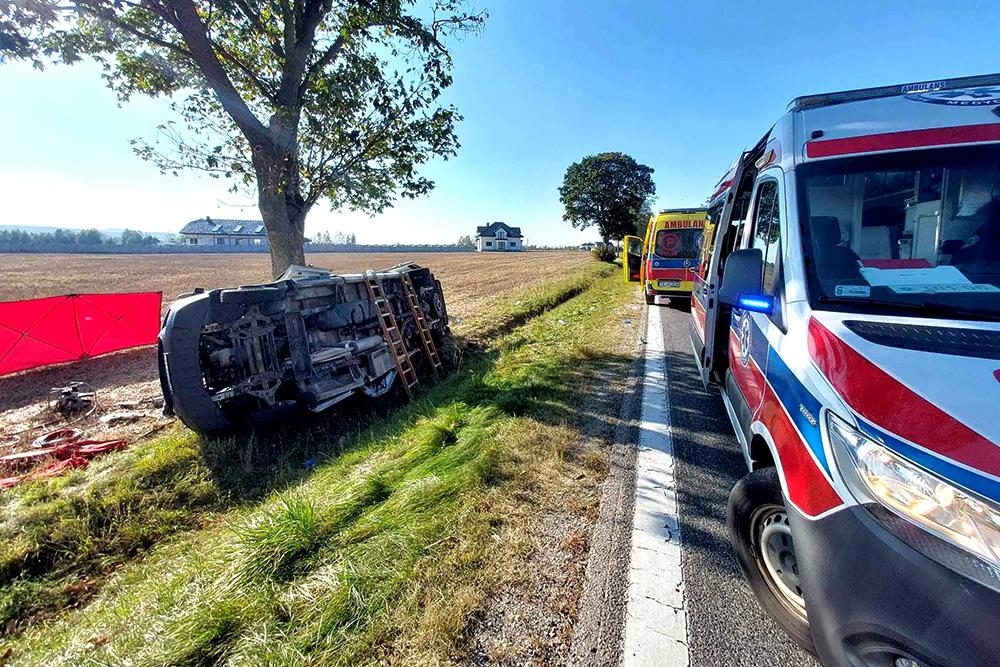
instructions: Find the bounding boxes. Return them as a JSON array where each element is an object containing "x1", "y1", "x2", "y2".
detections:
[
  {"x1": 751, "y1": 180, "x2": 781, "y2": 293},
  {"x1": 797, "y1": 144, "x2": 1000, "y2": 321},
  {"x1": 653, "y1": 228, "x2": 702, "y2": 259},
  {"x1": 698, "y1": 203, "x2": 723, "y2": 280}
]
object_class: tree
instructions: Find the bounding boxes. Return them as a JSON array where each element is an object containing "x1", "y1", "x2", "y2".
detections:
[
  {"x1": 2, "y1": 1, "x2": 485, "y2": 277},
  {"x1": 120, "y1": 228, "x2": 146, "y2": 245},
  {"x1": 77, "y1": 228, "x2": 104, "y2": 245},
  {"x1": 456, "y1": 234, "x2": 473, "y2": 246},
  {"x1": 558, "y1": 152, "x2": 656, "y2": 242}
]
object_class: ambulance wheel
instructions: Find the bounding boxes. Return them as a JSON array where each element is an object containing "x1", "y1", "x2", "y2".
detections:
[{"x1": 728, "y1": 467, "x2": 816, "y2": 655}]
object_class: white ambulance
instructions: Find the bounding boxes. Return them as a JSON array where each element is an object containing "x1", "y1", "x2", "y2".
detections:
[{"x1": 690, "y1": 74, "x2": 1000, "y2": 666}]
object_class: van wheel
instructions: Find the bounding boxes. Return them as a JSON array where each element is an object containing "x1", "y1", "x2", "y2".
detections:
[
  {"x1": 645, "y1": 292, "x2": 656, "y2": 305},
  {"x1": 728, "y1": 467, "x2": 816, "y2": 655}
]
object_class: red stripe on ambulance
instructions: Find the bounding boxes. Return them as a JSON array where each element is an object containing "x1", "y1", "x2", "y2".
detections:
[
  {"x1": 806, "y1": 122, "x2": 1000, "y2": 158},
  {"x1": 808, "y1": 318, "x2": 1000, "y2": 479}
]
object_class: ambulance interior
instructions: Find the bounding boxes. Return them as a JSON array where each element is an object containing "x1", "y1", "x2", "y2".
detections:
[{"x1": 800, "y1": 146, "x2": 1000, "y2": 318}]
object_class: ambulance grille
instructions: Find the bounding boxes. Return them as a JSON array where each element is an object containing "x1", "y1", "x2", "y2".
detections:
[{"x1": 844, "y1": 320, "x2": 1000, "y2": 360}]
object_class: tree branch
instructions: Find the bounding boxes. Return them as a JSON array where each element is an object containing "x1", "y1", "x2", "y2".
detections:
[{"x1": 162, "y1": 0, "x2": 269, "y2": 145}]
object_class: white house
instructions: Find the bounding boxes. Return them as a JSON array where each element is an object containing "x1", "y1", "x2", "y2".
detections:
[
  {"x1": 179, "y1": 217, "x2": 268, "y2": 247},
  {"x1": 475, "y1": 222, "x2": 523, "y2": 252}
]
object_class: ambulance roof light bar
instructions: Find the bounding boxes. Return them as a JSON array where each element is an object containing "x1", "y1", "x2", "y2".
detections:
[{"x1": 787, "y1": 73, "x2": 1000, "y2": 112}]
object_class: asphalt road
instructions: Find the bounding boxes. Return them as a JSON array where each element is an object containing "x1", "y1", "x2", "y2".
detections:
[{"x1": 653, "y1": 304, "x2": 818, "y2": 667}]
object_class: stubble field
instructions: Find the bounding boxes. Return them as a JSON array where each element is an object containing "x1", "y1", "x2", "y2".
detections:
[{"x1": 0, "y1": 251, "x2": 591, "y2": 320}]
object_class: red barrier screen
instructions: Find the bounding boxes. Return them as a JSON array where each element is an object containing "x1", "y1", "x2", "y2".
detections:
[{"x1": 0, "y1": 292, "x2": 162, "y2": 376}]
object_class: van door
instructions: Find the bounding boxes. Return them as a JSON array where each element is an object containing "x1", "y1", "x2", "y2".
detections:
[
  {"x1": 691, "y1": 207, "x2": 720, "y2": 353},
  {"x1": 622, "y1": 235, "x2": 643, "y2": 283},
  {"x1": 693, "y1": 152, "x2": 753, "y2": 386},
  {"x1": 724, "y1": 175, "x2": 785, "y2": 439}
]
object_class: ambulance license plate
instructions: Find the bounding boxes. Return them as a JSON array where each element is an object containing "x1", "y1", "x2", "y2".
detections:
[{"x1": 658, "y1": 280, "x2": 681, "y2": 288}]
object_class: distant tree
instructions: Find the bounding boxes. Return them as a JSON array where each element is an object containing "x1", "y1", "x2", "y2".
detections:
[
  {"x1": 346, "y1": 232, "x2": 357, "y2": 245},
  {"x1": 457, "y1": 234, "x2": 474, "y2": 246},
  {"x1": 142, "y1": 234, "x2": 161, "y2": 245},
  {"x1": 120, "y1": 229, "x2": 146, "y2": 245},
  {"x1": 313, "y1": 230, "x2": 333, "y2": 244},
  {"x1": 77, "y1": 228, "x2": 104, "y2": 245},
  {"x1": 332, "y1": 231, "x2": 347, "y2": 244},
  {"x1": 2, "y1": 0, "x2": 485, "y2": 277},
  {"x1": 558, "y1": 152, "x2": 656, "y2": 242}
]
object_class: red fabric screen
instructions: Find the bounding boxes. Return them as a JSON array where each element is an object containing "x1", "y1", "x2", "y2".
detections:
[{"x1": 0, "y1": 292, "x2": 162, "y2": 376}]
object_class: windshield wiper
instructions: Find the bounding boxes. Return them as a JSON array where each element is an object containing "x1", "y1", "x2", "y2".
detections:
[{"x1": 817, "y1": 296, "x2": 1000, "y2": 322}]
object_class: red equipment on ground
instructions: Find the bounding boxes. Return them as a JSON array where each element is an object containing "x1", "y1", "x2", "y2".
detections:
[
  {"x1": 0, "y1": 434, "x2": 128, "y2": 488},
  {"x1": 0, "y1": 292, "x2": 162, "y2": 376}
]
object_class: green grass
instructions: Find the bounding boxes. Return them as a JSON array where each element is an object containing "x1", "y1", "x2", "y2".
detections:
[{"x1": 1, "y1": 260, "x2": 636, "y2": 665}]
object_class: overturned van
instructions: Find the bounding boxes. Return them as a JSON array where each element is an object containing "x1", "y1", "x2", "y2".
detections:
[
  {"x1": 691, "y1": 74, "x2": 1000, "y2": 666},
  {"x1": 158, "y1": 263, "x2": 453, "y2": 434}
]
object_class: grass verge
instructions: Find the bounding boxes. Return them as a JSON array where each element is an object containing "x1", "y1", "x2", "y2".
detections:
[{"x1": 2, "y1": 260, "x2": 636, "y2": 664}]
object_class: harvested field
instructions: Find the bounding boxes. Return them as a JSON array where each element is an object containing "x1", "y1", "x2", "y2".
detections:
[
  {"x1": 0, "y1": 252, "x2": 592, "y2": 468},
  {"x1": 0, "y1": 251, "x2": 590, "y2": 319}
]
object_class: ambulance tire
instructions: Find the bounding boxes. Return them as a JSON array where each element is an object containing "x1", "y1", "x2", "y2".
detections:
[{"x1": 728, "y1": 467, "x2": 816, "y2": 655}]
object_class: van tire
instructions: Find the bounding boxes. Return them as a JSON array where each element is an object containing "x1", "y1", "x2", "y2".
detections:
[
  {"x1": 645, "y1": 292, "x2": 656, "y2": 305},
  {"x1": 728, "y1": 467, "x2": 816, "y2": 655}
]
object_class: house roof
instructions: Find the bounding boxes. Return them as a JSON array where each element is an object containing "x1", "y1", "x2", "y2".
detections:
[
  {"x1": 475, "y1": 221, "x2": 522, "y2": 238},
  {"x1": 180, "y1": 217, "x2": 267, "y2": 236}
]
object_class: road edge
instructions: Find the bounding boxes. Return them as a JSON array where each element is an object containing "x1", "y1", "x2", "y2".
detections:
[
  {"x1": 566, "y1": 312, "x2": 644, "y2": 666},
  {"x1": 622, "y1": 306, "x2": 690, "y2": 666}
]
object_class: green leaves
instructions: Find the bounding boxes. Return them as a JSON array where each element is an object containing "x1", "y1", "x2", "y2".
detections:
[
  {"x1": 2, "y1": 0, "x2": 486, "y2": 273},
  {"x1": 558, "y1": 151, "x2": 657, "y2": 242}
]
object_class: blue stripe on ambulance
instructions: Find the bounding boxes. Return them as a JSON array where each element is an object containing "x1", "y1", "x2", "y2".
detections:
[
  {"x1": 649, "y1": 258, "x2": 694, "y2": 269},
  {"x1": 731, "y1": 311, "x2": 830, "y2": 474}
]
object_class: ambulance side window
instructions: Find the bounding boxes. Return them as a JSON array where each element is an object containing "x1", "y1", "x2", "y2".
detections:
[{"x1": 751, "y1": 179, "x2": 781, "y2": 294}]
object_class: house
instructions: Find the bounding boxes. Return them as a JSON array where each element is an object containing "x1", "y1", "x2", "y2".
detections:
[
  {"x1": 475, "y1": 222, "x2": 523, "y2": 252},
  {"x1": 179, "y1": 217, "x2": 268, "y2": 247}
]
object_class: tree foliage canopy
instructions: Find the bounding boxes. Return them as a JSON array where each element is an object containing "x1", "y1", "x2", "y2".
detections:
[
  {"x1": 1, "y1": 0, "x2": 485, "y2": 275},
  {"x1": 558, "y1": 152, "x2": 656, "y2": 242}
]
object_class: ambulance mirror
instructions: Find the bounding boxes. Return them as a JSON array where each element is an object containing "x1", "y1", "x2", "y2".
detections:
[{"x1": 719, "y1": 248, "x2": 765, "y2": 307}]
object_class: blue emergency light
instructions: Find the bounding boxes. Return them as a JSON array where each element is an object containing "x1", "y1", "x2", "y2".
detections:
[{"x1": 738, "y1": 295, "x2": 774, "y2": 314}]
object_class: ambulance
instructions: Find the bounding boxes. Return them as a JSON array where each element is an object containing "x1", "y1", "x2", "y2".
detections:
[
  {"x1": 635, "y1": 208, "x2": 707, "y2": 304},
  {"x1": 690, "y1": 74, "x2": 1000, "y2": 667}
]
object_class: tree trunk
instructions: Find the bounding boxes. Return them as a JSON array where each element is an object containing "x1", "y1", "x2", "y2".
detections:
[
  {"x1": 261, "y1": 201, "x2": 307, "y2": 278},
  {"x1": 253, "y1": 116, "x2": 308, "y2": 278}
]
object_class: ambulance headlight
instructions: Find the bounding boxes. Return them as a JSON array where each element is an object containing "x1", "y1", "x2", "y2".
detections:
[{"x1": 828, "y1": 413, "x2": 1000, "y2": 569}]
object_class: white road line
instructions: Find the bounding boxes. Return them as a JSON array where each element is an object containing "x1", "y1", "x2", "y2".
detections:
[{"x1": 623, "y1": 306, "x2": 689, "y2": 667}]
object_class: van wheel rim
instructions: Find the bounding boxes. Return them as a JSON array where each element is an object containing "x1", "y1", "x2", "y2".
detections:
[{"x1": 752, "y1": 505, "x2": 808, "y2": 620}]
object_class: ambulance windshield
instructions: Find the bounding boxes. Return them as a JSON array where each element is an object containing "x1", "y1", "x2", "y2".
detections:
[
  {"x1": 653, "y1": 228, "x2": 702, "y2": 259},
  {"x1": 798, "y1": 144, "x2": 1000, "y2": 321}
]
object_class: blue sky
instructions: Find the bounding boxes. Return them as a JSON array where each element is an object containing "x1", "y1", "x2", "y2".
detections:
[{"x1": 1, "y1": 0, "x2": 997, "y2": 244}]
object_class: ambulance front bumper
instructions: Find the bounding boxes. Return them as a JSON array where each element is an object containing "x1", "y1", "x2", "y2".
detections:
[{"x1": 792, "y1": 503, "x2": 1000, "y2": 667}]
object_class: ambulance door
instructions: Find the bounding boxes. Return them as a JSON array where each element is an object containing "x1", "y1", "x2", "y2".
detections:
[
  {"x1": 622, "y1": 235, "x2": 644, "y2": 283},
  {"x1": 724, "y1": 173, "x2": 785, "y2": 439},
  {"x1": 691, "y1": 209, "x2": 719, "y2": 354}
]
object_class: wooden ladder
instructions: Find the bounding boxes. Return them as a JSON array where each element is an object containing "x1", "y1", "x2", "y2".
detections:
[
  {"x1": 401, "y1": 273, "x2": 442, "y2": 378},
  {"x1": 364, "y1": 270, "x2": 418, "y2": 398}
]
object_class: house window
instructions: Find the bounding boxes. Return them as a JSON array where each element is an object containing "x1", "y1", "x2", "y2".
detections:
[
  {"x1": 485, "y1": 241, "x2": 493, "y2": 247},
  {"x1": 496, "y1": 229, "x2": 506, "y2": 239},
  {"x1": 216, "y1": 237, "x2": 225, "y2": 245},
  {"x1": 188, "y1": 237, "x2": 197, "y2": 245}
]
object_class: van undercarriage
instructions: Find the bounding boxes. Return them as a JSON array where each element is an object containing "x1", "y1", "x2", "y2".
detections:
[{"x1": 158, "y1": 263, "x2": 453, "y2": 434}]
